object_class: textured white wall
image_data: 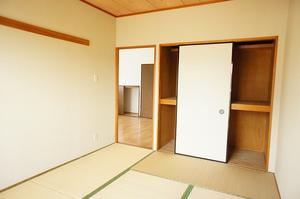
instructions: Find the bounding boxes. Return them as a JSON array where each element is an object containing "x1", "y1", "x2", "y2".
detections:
[
  {"x1": 0, "y1": 0, "x2": 115, "y2": 189},
  {"x1": 275, "y1": 0, "x2": 300, "y2": 198}
]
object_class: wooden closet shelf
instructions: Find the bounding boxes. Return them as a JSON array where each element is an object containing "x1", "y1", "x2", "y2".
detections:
[
  {"x1": 238, "y1": 43, "x2": 274, "y2": 49},
  {"x1": 170, "y1": 48, "x2": 179, "y2": 52},
  {"x1": 160, "y1": 97, "x2": 177, "y2": 106},
  {"x1": 231, "y1": 101, "x2": 271, "y2": 112}
]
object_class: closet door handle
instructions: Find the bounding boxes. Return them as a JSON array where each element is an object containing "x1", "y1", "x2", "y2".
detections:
[{"x1": 219, "y1": 109, "x2": 225, "y2": 115}]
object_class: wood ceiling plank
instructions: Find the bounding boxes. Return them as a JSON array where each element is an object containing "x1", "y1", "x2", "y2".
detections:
[
  {"x1": 82, "y1": 0, "x2": 230, "y2": 17},
  {"x1": 116, "y1": 0, "x2": 155, "y2": 12},
  {"x1": 147, "y1": 0, "x2": 183, "y2": 9},
  {"x1": 83, "y1": 0, "x2": 131, "y2": 16}
]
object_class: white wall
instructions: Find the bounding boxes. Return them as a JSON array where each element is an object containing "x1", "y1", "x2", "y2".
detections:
[
  {"x1": 116, "y1": 0, "x2": 290, "y2": 171},
  {"x1": 0, "y1": 0, "x2": 115, "y2": 189},
  {"x1": 119, "y1": 48, "x2": 154, "y2": 86},
  {"x1": 275, "y1": 0, "x2": 300, "y2": 198}
]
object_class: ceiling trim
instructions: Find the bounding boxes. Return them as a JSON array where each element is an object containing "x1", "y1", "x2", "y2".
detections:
[
  {"x1": 80, "y1": 0, "x2": 230, "y2": 18},
  {"x1": 80, "y1": 0, "x2": 117, "y2": 17}
]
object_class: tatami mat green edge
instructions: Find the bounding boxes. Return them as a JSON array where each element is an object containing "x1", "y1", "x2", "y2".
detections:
[
  {"x1": 82, "y1": 150, "x2": 155, "y2": 199},
  {"x1": 181, "y1": 185, "x2": 194, "y2": 199}
]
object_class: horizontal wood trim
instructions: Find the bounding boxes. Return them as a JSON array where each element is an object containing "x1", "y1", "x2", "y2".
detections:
[
  {"x1": 80, "y1": 0, "x2": 117, "y2": 17},
  {"x1": 231, "y1": 101, "x2": 271, "y2": 113},
  {"x1": 0, "y1": 16, "x2": 90, "y2": 46},
  {"x1": 160, "y1": 97, "x2": 177, "y2": 106},
  {"x1": 159, "y1": 36, "x2": 278, "y2": 47},
  {"x1": 117, "y1": 0, "x2": 230, "y2": 18},
  {"x1": 117, "y1": 45, "x2": 156, "y2": 49}
]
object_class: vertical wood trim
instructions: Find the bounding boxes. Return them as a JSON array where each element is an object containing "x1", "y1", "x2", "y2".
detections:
[
  {"x1": 0, "y1": 16, "x2": 90, "y2": 46},
  {"x1": 115, "y1": 48, "x2": 119, "y2": 143},
  {"x1": 152, "y1": 45, "x2": 157, "y2": 150},
  {"x1": 156, "y1": 45, "x2": 162, "y2": 150},
  {"x1": 265, "y1": 36, "x2": 279, "y2": 170}
]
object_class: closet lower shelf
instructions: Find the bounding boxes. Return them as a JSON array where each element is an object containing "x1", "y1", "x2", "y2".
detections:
[
  {"x1": 231, "y1": 101, "x2": 271, "y2": 113},
  {"x1": 228, "y1": 148, "x2": 266, "y2": 171}
]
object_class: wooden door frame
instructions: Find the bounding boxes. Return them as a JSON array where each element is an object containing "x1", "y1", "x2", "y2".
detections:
[
  {"x1": 115, "y1": 45, "x2": 157, "y2": 150},
  {"x1": 156, "y1": 36, "x2": 278, "y2": 170}
]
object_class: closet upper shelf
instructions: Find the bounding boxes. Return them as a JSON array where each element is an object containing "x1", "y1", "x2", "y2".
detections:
[
  {"x1": 237, "y1": 43, "x2": 274, "y2": 49},
  {"x1": 160, "y1": 97, "x2": 177, "y2": 106},
  {"x1": 231, "y1": 101, "x2": 271, "y2": 113}
]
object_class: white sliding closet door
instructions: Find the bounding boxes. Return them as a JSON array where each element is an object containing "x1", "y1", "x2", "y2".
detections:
[{"x1": 175, "y1": 43, "x2": 233, "y2": 162}]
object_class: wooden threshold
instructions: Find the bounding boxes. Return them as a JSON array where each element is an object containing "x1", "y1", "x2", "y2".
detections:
[
  {"x1": 231, "y1": 101, "x2": 271, "y2": 113},
  {"x1": 0, "y1": 16, "x2": 90, "y2": 46},
  {"x1": 160, "y1": 97, "x2": 177, "y2": 106}
]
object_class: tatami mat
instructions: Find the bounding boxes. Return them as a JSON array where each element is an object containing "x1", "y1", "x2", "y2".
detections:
[
  {"x1": 132, "y1": 152, "x2": 279, "y2": 199},
  {"x1": 1, "y1": 147, "x2": 279, "y2": 199},
  {"x1": 91, "y1": 170, "x2": 188, "y2": 199},
  {"x1": 1, "y1": 144, "x2": 152, "y2": 199},
  {"x1": 0, "y1": 181, "x2": 72, "y2": 199},
  {"x1": 189, "y1": 186, "x2": 243, "y2": 199},
  {"x1": 32, "y1": 144, "x2": 151, "y2": 198}
]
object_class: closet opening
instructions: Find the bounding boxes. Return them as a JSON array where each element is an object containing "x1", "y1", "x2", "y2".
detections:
[
  {"x1": 157, "y1": 37, "x2": 277, "y2": 171},
  {"x1": 157, "y1": 46, "x2": 179, "y2": 153},
  {"x1": 228, "y1": 40, "x2": 276, "y2": 170}
]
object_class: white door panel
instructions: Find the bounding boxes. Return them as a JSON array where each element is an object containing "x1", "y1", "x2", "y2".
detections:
[{"x1": 175, "y1": 43, "x2": 233, "y2": 162}]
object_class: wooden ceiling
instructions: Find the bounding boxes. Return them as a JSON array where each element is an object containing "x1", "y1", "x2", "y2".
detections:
[{"x1": 81, "y1": 0, "x2": 229, "y2": 17}]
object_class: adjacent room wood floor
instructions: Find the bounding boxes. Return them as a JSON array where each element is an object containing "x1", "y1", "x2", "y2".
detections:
[{"x1": 118, "y1": 115, "x2": 153, "y2": 149}]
